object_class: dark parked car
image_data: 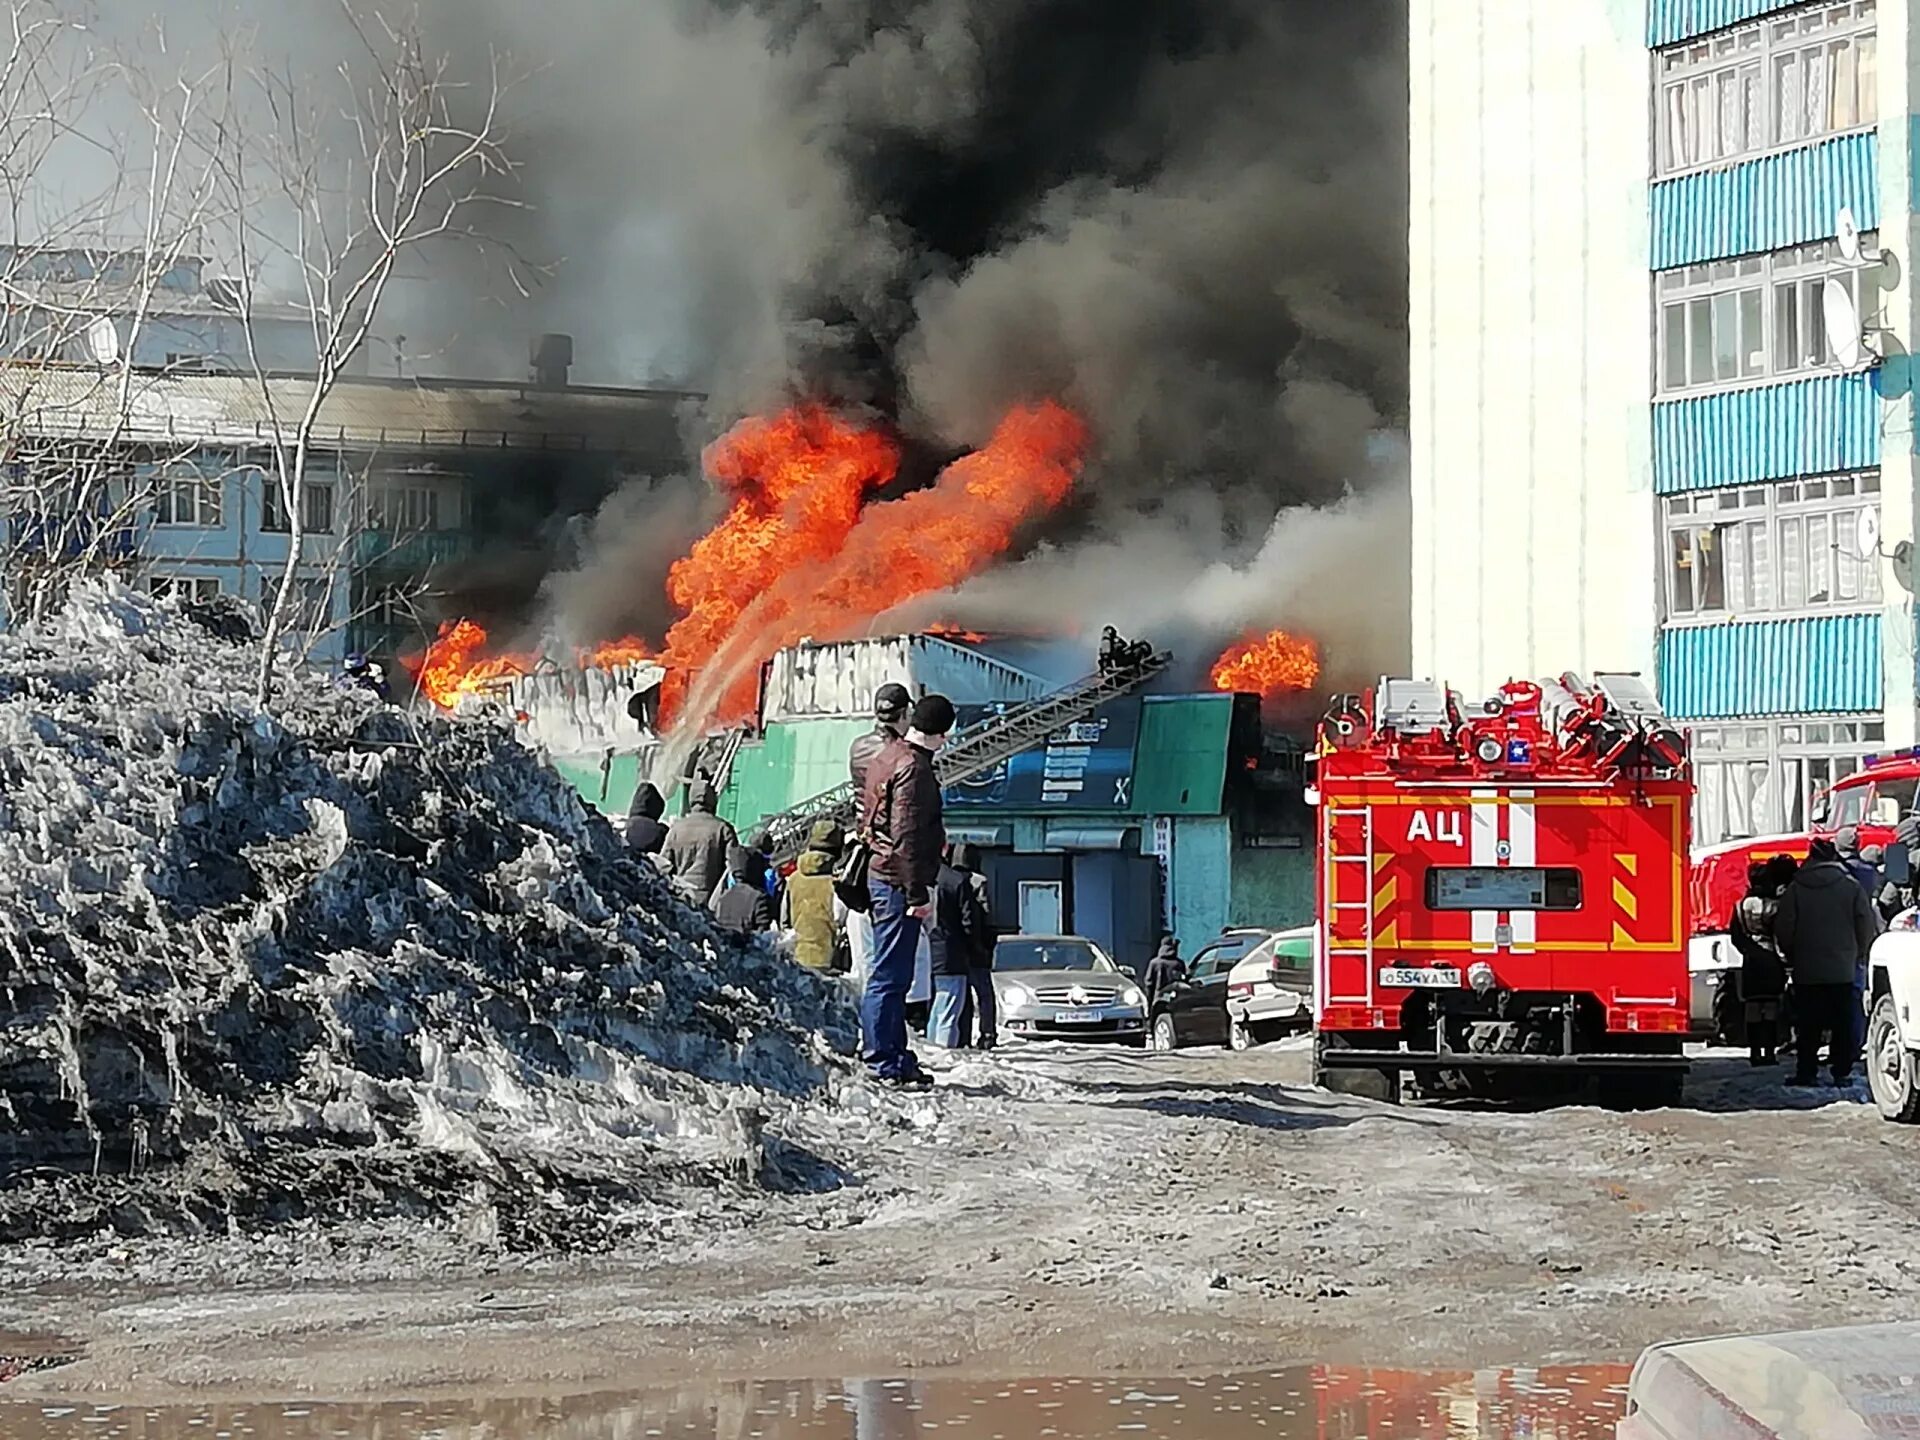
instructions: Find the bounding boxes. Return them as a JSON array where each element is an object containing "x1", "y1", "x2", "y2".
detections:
[{"x1": 1147, "y1": 941, "x2": 1242, "y2": 1051}]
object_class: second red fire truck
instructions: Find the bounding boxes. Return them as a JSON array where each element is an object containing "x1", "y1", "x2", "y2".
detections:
[{"x1": 1310, "y1": 673, "x2": 1694, "y2": 1105}]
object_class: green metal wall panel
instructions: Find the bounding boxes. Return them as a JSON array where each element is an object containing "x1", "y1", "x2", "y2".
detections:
[
  {"x1": 720, "y1": 718, "x2": 868, "y2": 833},
  {"x1": 1132, "y1": 695, "x2": 1233, "y2": 815},
  {"x1": 1169, "y1": 815, "x2": 1231, "y2": 957},
  {"x1": 550, "y1": 754, "x2": 619, "y2": 814},
  {"x1": 1230, "y1": 847, "x2": 1313, "y2": 931}
]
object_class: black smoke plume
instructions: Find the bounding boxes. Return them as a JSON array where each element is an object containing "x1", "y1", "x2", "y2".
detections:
[{"x1": 105, "y1": 0, "x2": 1413, "y2": 672}]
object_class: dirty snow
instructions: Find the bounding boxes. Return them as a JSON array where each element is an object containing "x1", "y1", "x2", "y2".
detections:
[{"x1": 0, "y1": 585, "x2": 864, "y2": 1249}]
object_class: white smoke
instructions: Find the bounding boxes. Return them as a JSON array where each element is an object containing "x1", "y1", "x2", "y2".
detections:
[{"x1": 894, "y1": 433, "x2": 1411, "y2": 688}]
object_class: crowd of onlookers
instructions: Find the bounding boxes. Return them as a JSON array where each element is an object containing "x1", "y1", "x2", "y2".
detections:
[
  {"x1": 1730, "y1": 825, "x2": 1895, "y2": 1087},
  {"x1": 622, "y1": 683, "x2": 996, "y2": 1085}
]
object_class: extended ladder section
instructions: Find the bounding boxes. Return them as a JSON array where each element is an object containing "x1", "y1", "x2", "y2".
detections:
[
  {"x1": 1322, "y1": 802, "x2": 1376, "y2": 1004},
  {"x1": 707, "y1": 727, "x2": 747, "y2": 794},
  {"x1": 761, "y1": 650, "x2": 1172, "y2": 865}
]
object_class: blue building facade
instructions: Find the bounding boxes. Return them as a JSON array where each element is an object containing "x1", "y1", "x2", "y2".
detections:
[
  {"x1": 1646, "y1": 0, "x2": 1893, "y2": 842},
  {"x1": 137, "y1": 448, "x2": 408, "y2": 667},
  {"x1": 0, "y1": 361, "x2": 691, "y2": 679}
]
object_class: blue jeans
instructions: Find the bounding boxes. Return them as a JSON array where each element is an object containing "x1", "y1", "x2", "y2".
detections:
[
  {"x1": 862, "y1": 878, "x2": 924, "y2": 1078},
  {"x1": 963, "y1": 968, "x2": 997, "y2": 1047},
  {"x1": 929, "y1": 976, "x2": 969, "y2": 1047}
]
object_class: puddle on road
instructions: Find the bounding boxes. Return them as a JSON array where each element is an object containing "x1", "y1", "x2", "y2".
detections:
[{"x1": 0, "y1": 1366, "x2": 1632, "y2": 1438}]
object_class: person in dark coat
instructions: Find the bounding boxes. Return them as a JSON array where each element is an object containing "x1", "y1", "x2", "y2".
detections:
[
  {"x1": 927, "y1": 849, "x2": 988, "y2": 1048},
  {"x1": 662, "y1": 780, "x2": 737, "y2": 906},
  {"x1": 1776, "y1": 837, "x2": 1879, "y2": 1087},
  {"x1": 713, "y1": 844, "x2": 776, "y2": 936},
  {"x1": 712, "y1": 825, "x2": 784, "y2": 911},
  {"x1": 1835, "y1": 826, "x2": 1881, "y2": 897},
  {"x1": 624, "y1": 781, "x2": 669, "y2": 859},
  {"x1": 1143, "y1": 936, "x2": 1185, "y2": 1008},
  {"x1": 947, "y1": 843, "x2": 998, "y2": 1048},
  {"x1": 1730, "y1": 855, "x2": 1794, "y2": 1066},
  {"x1": 338, "y1": 652, "x2": 389, "y2": 700},
  {"x1": 1834, "y1": 826, "x2": 1881, "y2": 1054},
  {"x1": 856, "y1": 693, "x2": 954, "y2": 1084},
  {"x1": 847, "y1": 683, "x2": 911, "y2": 795}
]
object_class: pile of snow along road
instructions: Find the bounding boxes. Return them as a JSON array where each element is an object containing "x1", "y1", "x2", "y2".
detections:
[{"x1": 0, "y1": 586, "x2": 860, "y2": 1251}]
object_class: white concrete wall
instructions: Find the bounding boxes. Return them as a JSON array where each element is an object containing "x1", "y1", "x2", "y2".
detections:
[
  {"x1": 1879, "y1": 0, "x2": 1918, "y2": 746},
  {"x1": 760, "y1": 636, "x2": 1046, "y2": 723},
  {"x1": 1409, "y1": 0, "x2": 1656, "y2": 702}
]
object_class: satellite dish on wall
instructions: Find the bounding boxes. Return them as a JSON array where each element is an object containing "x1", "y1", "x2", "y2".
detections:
[
  {"x1": 1837, "y1": 206, "x2": 1862, "y2": 263},
  {"x1": 84, "y1": 315, "x2": 120, "y2": 365},
  {"x1": 1823, "y1": 278, "x2": 1865, "y2": 369},
  {"x1": 1852, "y1": 506, "x2": 1882, "y2": 562}
]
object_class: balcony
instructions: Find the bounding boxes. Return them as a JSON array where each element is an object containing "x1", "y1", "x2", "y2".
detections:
[{"x1": 352, "y1": 527, "x2": 475, "y2": 574}]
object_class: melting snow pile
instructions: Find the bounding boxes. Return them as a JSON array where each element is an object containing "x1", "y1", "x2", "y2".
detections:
[{"x1": 0, "y1": 586, "x2": 858, "y2": 1250}]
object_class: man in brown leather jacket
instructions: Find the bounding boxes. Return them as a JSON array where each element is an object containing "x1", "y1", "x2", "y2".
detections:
[
  {"x1": 856, "y1": 692, "x2": 955, "y2": 1084},
  {"x1": 847, "y1": 683, "x2": 911, "y2": 793}
]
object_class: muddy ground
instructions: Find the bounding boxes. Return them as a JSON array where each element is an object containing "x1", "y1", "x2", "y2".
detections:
[{"x1": 3, "y1": 1038, "x2": 1916, "y2": 1403}]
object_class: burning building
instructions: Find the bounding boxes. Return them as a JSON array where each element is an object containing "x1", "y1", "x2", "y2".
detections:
[
  {"x1": 502, "y1": 622, "x2": 1314, "y2": 965},
  {"x1": 399, "y1": 386, "x2": 1332, "y2": 962}
]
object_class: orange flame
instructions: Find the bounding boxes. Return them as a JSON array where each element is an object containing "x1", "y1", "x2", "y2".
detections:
[
  {"x1": 689, "y1": 399, "x2": 1087, "y2": 722},
  {"x1": 656, "y1": 406, "x2": 900, "y2": 718},
  {"x1": 403, "y1": 401, "x2": 1083, "y2": 724},
  {"x1": 581, "y1": 637, "x2": 657, "y2": 670},
  {"x1": 1211, "y1": 628, "x2": 1321, "y2": 696},
  {"x1": 403, "y1": 619, "x2": 539, "y2": 709}
]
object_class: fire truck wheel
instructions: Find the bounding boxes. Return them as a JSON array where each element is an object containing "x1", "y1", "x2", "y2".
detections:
[
  {"x1": 1312, "y1": 1034, "x2": 1401, "y2": 1105},
  {"x1": 1867, "y1": 993, "x2": 1920, "y2": 1123}
]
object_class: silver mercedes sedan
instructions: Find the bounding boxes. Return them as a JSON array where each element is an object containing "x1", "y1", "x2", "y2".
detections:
[{"x1": 993, "y1": 934, "x2": 1149, "y2": 1044}]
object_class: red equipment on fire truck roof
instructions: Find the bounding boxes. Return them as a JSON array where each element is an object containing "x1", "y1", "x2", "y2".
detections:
[{"x1": 1312, "y1": 672, "x2": 1694, "y2": 1105}]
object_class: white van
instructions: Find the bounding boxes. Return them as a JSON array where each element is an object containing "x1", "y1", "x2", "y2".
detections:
[{"x1": 1619, "y1": 1321, "x2": 1920, "y2": 1437}]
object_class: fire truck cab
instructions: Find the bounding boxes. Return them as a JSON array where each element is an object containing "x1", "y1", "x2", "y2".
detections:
[
  {"x1": 1692, "y1": 751, "x2": 1920, "y2": 935},
  {"x1": 1311, "y1": 673, "x2": 1694, "y2": 1105}
]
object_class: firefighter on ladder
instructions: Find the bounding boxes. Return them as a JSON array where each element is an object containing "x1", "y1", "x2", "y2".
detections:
[{"x1": 1098, "y1": 626, "x2": 1153, "y2": 676}]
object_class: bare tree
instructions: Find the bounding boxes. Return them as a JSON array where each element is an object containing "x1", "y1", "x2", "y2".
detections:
[
  {"x1": 197, "y1": 0, "x2": 513, "y2": 708},
  {"x1": 0, "y1": 0, "x2": 229, "y2": 623}
]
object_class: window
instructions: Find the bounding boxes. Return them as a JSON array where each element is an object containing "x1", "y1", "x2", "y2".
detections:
[
  {"x1": 147, "y1": 575, "x2": 220, "y2": 604},
  {"x1": 1871, "y1": 777, "x2": 1919, "y2": 825},
  {"x1": 1655, "y1": 0, "x2": 1876, "y2": 175},
  {"x1": 359, "y1": 582, "x2": 416, "y2": 630},
  {"x1": 1661, "y1": 476, "x2": 1880, "y2": 618},
  {"x1": 261, "y1": 478, "x2": 336, "y2": 534},
  {"x1": 151, "y1": 465, "x2": 223, "y2": 527},
  {"x1": 1656, "y1": 234, "x2": 1879, "y2": 394},
  {"x1": 1425, "y1": 867, "x2": 1583, "y2": 911},
  {"x1": 260, "y1": 574, "x2": 333, "y2": 633},
  {"x1": 367, "y1": 483, "x2": 441, "y2": 532},
  {"x1": 1692, "y1": 716, "x2": 1886, "y2": 843}
]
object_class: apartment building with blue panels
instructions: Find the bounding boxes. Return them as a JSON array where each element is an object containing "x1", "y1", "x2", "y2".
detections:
[
  {"x1": 1647, "y1": 0, "x2": 1895, "y2": 842},
  {"x1": 1412, "y1": 0, "x2": 1910, "y2": 846}
]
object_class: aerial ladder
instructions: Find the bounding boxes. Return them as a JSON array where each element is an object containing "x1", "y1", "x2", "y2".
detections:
[{"x1": 759, "y1": 649, "x2": 1172, "y2": 865}]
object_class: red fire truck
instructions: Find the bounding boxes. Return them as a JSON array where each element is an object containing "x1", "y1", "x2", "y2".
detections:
[
  {"x1": 1311, "y1": 673, "x2": 1694, "y2": 1105},
  {"x1": 1691, "y1": 748, "x2": 1920, "y2": 933}
]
